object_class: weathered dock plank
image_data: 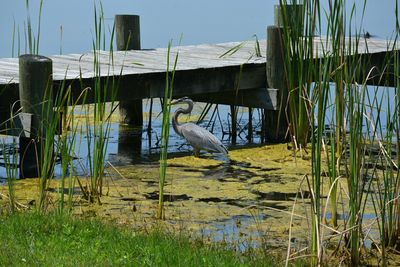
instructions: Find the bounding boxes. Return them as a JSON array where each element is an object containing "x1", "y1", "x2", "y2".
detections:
[
  {"x1": 0, "y1": 41, "x2": 265, "y2": 86},
  {"x1": 0, "y1": 38, "x2": 387, "y2": 77},
  {"x1": 0, "y1": 38, "x2": 397, "y2": 84}
]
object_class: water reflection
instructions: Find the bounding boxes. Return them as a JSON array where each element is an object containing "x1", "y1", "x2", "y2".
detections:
[{"x1": 116, "y1": 125, "x2": 142, "y2": 162}]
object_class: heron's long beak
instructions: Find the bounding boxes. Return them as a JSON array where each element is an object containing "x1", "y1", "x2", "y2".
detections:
[
  {"x1": 170, "y1": 99, "x2": 180, "y2": 105},
  {"x1": 170, "y1": 96, "x2": 188, "y2": 105}
]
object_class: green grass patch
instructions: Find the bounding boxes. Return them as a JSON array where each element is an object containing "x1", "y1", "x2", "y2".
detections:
[{"x1": 0, "y1": 212, "x2": 277, "y2": 266}]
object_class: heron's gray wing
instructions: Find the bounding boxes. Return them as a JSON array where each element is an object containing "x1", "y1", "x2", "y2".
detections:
[{"x1": 180, "y1": 123, "x2": 228, "y2": 155}]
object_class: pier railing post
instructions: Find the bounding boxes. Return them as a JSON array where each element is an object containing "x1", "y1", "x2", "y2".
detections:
[
  {"x1": 18, "y1": 54, "x2": 53, "y2": 178},
  {"x1": 265, "y1": 25, "x2": 288, "y2": 142},
  {"x1": 115, "y1": 14, "x2": 143, "y2": 126}
]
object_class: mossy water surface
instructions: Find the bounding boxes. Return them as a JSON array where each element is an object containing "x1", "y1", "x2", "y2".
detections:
[{"x1": 1, "y1": 143, "x2": 315, "y2": 250}]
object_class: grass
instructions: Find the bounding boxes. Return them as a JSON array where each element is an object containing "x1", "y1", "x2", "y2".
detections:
[{"x1": 0, "y1": 212, "x2": 276, "y2": 267}]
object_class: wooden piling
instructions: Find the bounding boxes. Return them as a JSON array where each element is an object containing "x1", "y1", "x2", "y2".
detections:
[
  {"x1": 263, "y1": 3, "x2": 303, "y2": 143},
  {"x1": 115, "y1": 14, "x2": 143, "y2": 126},
  {"x1": 115, "y1": 14, "x2": 143, "y2": 159},
  {"x1": 18, "y1": 54, "x2": 52, "y2": 178},
  {"x1": 247, "y1": 107, "x2": 253, "y2": 142},
  {"x1": 264, "y1": 25, "x2": 288, "y2": 142},
  {"x1": 230, "y1": 105, "x2": 237, "y2": 144}
]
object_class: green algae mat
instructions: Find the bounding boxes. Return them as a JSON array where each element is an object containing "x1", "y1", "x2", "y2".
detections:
[{"x1": 1, "y1": 144, "x2": 316, "y2": 248}]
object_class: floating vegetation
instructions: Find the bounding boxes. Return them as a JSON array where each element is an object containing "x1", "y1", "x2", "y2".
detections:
[{"x1": 0, "y1": 144, "x2": 313, "y2": 249}]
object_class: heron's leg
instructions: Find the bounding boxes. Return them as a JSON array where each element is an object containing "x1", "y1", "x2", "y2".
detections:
[{"x1": 193, "y1": 148, "x2": 200, "y2": 157}]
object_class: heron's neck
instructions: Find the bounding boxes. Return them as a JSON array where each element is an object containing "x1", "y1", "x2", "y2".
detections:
[
  {"x1": 172, "y1": 100, "x2": 193, "y2": 137},
  {"x1": 172, "y1": 109, "x2": 184, "y2": 137}
]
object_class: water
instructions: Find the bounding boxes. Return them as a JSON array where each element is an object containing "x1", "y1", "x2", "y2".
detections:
[
  {"x1": 314, "y1": 83, "x2": 398, "y2": 141},
  {"x1": 0, "y1": 1, "x2": 398, "y2": 58},
  {"x1": 200, "y1": 214, "x2": 267, "y2": 252},
  {"x1": 0, "y1": 99, "x2": 262, "y2": 179}
]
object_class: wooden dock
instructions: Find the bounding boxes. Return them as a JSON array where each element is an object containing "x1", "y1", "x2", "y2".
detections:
[
  {"x1": 0, "y1": 37, "x2": 398, "y2": 113},
  {"x1": 0, "y1": 40, "x2": 270, "y2": 111}
]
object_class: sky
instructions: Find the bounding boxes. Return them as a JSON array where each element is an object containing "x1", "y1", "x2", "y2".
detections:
[{"x1": 0, "y1": 0, "x2": 398, "y2": 57}]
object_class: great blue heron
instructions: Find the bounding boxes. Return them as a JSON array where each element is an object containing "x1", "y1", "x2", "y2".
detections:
[{"x1": 170, "y1": 97, "x2": 228, "y2": 157}]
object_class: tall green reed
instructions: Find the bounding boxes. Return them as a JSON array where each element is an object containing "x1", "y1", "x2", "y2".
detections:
[
  {"x1": 383, "y1": 1, "x2": 400, "y2": 253},
  {"x1": 37, "y1": 80, "x2": 80, "y2": 212},
  {"x1": 84, "y1": 2, "x2": 117, "y2": 203},
  {"x1": 279, "y1": 0, "x2": 316, "y2": 148},
  {"x1": 158, "y1": 42, "x2": 179, "y2": 220},
  {"x1": 367, "y1": 86, "x2": 396, "y2": 266},
  {"x1": 278, "y1": 1, "x2": 321, "y2": 264},
  {"x1": 368, "y1": 35, "x2": 400, "y2": 267},
  {"x1": 314, "y1": 0, "x2": 399, "y2": 265},
  {"x1": 2, "y1": 137, "x2": 18, "y2": 213},
  {"x1": 324, "y1": 0, "x2": 346, "y2": 229},
  {"x1": 12, "y1": 20, "x2": 17, "y2": 57},
  {"x1": 341, "y1": 5, "x2": 372, "y2": 266},
  {"x1": 56, "y1": 82, "x2": 84, "y2": 214},
  {"x1": 320, "y1": 2, "x2": 368, "y2": 264},
  {"x1": 24, "y1": 0, "x2": 43, "y2": 55},
  {"x1": 277, "y1": 0, "x2": 398, "y2": 265},
  {"x1": 36, "y1": 79, "x2": 57, "y2": 211}
]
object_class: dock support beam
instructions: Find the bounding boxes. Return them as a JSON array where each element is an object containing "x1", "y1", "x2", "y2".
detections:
[
  {"x1": 264, "y1": 25, "x2": 288, "y2": 142},
  {"x1": 115, "y1": 14, "x2": 143, "y2": 126},
  {"x1": 18, "y1": 54, "x2": 53, "y2": 178}
]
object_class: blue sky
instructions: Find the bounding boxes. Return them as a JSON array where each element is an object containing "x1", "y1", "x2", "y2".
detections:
[{"x1": 0, "y1": 0, "x2": 398, "y2": 57}]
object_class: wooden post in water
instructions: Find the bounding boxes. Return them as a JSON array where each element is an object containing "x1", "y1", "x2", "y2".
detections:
[
  {"x1": 264, "y1": 4, "x2": 304, "y2": 142},
  {"x1": 115, "y1": 15, "x2": 142, "y2": 159},
  {"x1": 115, "y1": 14, "x2": 143, "y2": 126},
  {"x1": 230, "y1": 105, "x2": 237, "y2": 144},
  {"x1": 18, "y1": 54, "x2": 52, "y2": 178},
  {"x1": 247, "y1": 107, "x2": 253, "y2": 142},
  {"x1": 263, "y1": 4, "x2": 304, "y2": 142},
  {"x1": 264, "y1": 25, "x2": 287, "y2": 142}
]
